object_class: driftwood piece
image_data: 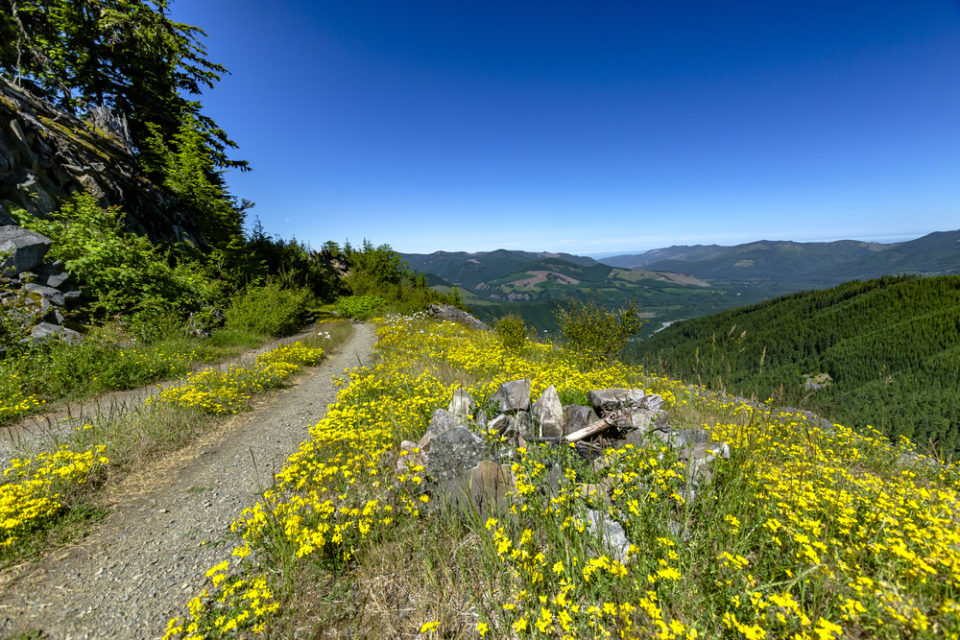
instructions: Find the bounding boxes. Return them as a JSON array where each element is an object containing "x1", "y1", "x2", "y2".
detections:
[{"x1": 564, "y1": 418, "x2": 616, "y2": 443}]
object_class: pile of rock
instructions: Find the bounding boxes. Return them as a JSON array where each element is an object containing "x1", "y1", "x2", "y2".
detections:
[
  {"x1": 1, "y1": 225, "x2": 81, "y2": 341},
  {"x1": 397, "y1": 379, "x2": 731, "y2": 526}
]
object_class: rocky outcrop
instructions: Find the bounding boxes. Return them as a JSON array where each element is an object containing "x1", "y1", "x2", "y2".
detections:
[
  {"x1": 1, "y1": 225, "x2": 80, "y2": 341},
  {"x1": 0, "y1": 77, "x2": 202, "y2": 246},
  {"x1": 397, "y1": 382, "x2": 731, "y2": 557},
  {"x1": 424, "y1": 304, "x2": 489, "y2": 331}
]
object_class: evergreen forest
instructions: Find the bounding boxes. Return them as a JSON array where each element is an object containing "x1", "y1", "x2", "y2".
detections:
[{"x1": 632, "y1": 275, "x2": 960, "y2": 455}]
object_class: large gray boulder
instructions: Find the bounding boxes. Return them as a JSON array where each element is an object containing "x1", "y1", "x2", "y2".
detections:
[
  {"x1": 0, "y1": 225, "x2": 51, "y2": 274},
  {"x1": 532, "y1": 384, "x2": 564, "y2": 439},
  {"x1": 563, "y1": 404, "x2": 599, "y2": 436},
  {"x1": 448, "y1": 389, "x2": 475, "y2": 418},
  {"x1": 588, "y1": 388, "x2": 647, "y2": 413},
  {"x1": 422, "y1": 425, "x2": 487, "y2": 484},
  {"x1": 493, "y1": 379, "x2": 531, "y2": 413},
  {"x1": 24, "y1": 282, "x2": 65, "y2": 307},
  {"x1": 435, "y1": 460, "x2": 514, "y2": 516},
  {"x1": 586, "y1": 509, "x2": 631, "y2": 564}
]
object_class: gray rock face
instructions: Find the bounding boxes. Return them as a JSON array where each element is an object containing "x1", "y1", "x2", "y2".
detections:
[
  {"x1": 563, "y1": 404, "x2": 599, "y2": 435},
  {"x1": 488, "y1": 413, "x2": 514, "y2": 436},
  {"x1": 0, "y1": 225, "x2": 51, "y2": 274},
  {"x1": 29, "y1": 321, "x2": 81, "y2": 342},
  {"x1": 588, "y1": 388, "x2": 647, "y2": 413},
  {"x1": 424, "y1": 304, "x2": 489, "y2": 331},
  {"x1": 24, "y1": 282, "x2": 65, "y2": 306},
  {"x1": 586, "y1": 509, "x2": 631, "y2": 564},
  {"x1": 426, "y1": 408, "x2": 460, "y2": 435},
  {"x1": 515, "y1": 410, "x2": 535, "y2": 440},
  {"x1": 436, "y1": 460, "x2": 513, "y2": 516},
  {"x1": 606, "y1": 407, "x2": 668, "y2": 433},
  {"x1": 494, "y1": 379, "x2": 531, "y2": 413},
  {"x1": 532, "y1": 384, "x2": 564, "y2": 439},
  {"x1": 423, "y1": 425, "x2": 487, "y2": 484},
  {"x1": 448, "y1": 389, "x2": 475, "y2": 418}
]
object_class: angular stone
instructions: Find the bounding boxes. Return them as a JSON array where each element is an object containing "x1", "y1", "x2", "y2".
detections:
[
  {"x1": 63, "y1": 289, "x2": 81, "y2": 307},
  {"x1": 588, "y1": 388, "x2": 646, "y2": 413},
  {"x1": 607, "y1": 407, "x2": 669, "y2": 433},
  {"x1": 515, "y1": 410, "x2": 535, "y2": 440},
  {"x1": 586, "y1": 509, "x2": 631, "y2": 564},
  {"x1": 488, "y1": 413, "x2": 513, "y2": 436},
  {"x1": 0, "y1": 225, "x2": 52, "y2": 274},
  {"x1": 28, "y1": 322, "x2": 81, "y2": 342},
  {"x1": 44, "y1": 270, "x2": 70, "y2": 289},
  {"x1": 494, "y1": 379, "x2": 531, "y2": 412},
  {"x1": 24, "y1": 282, "x2": 65, "y2": 306},
  {"x1": 532, "y1": 384, "x2": 564, "y2": 439},
  {"x1": 435, "y1": 460, "x2": 513, "y2": 516},
  {"x1": 448, "y1": 389, "x2": 475, "y2": 418},
  {"x1": 423, "y1": 425, "x2": 487, "y2": 483},
  {"x1": 563, "y1": 404, "x2": 599, "y2": 436},
  {"x1": 426, "y1": 408, "x2": 459, "y2": 435}
]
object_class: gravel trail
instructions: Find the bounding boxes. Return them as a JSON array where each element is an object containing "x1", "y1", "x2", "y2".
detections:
[
  {"x1": 0, "y1": 326, "x2": 338, "y2": 469},
  {"x1": 0, "y1": 323, "x2": 377, "y2": 639}
]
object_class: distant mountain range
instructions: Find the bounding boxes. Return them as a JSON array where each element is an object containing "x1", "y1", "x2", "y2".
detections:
[
  {"x1": 597, "y1": 230, "x2": 960, "y2": 283},
  {"x1": 399, "y1": 229, "x2": 960, "y2": 332}
]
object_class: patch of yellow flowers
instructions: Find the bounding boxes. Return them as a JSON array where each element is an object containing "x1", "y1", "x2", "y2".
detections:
[
  {"x1": 0, "y1": 444, "x2": 108, "y2": 548},
  {"x1": 148, "y1": 342, "x2": 324, "y2": 414},
  {"x1": 163, "y1": 315, "x2": 960, "y2": 639}
]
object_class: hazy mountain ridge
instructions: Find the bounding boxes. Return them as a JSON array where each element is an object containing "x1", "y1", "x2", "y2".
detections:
[{"x1": 598, "y1": 231, "x2": 960, "y2": 282}]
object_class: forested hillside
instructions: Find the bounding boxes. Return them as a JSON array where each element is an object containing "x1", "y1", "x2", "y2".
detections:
[{"x1": 632, "y1": 275, "x2": 960, "y2": 454}]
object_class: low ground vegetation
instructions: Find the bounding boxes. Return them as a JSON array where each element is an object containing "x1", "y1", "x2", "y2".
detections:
[{"x1": 162, "y1": 314, "x2": 958, "y2": 640}]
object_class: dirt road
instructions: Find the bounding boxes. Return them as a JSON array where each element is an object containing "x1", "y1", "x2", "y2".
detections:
[{"x1": 0, "y1": 323, "x2": 377, "y2": 639}]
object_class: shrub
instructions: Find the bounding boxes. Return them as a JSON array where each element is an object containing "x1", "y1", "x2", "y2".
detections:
[
  {"x1": 12, "y1": 192, "x2": 223, "y2": 317},
  {"x1": 554, "y1": 298, "x2": 646, "y2": 363},
  {"x1": 335, "y1": 295, "x2": 387, "y2": 320},
  {"x1": 494, "y1": 313, "x2": 528, "y2": 351},
  {"x1": 224, "y1": 282, "x2": 312, "y2": 337}
]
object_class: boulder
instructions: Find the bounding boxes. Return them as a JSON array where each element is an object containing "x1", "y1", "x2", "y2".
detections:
[
  {"x1": 0, "y1": 225, "x2": 51, "y2": 274},
  {"x1": 426, "y1": 408, "x2": 459, "y2": 435},
  {"x1": 424, "y1": 304, "x2": 489, "y2": 331},
  {"x1": 606, "y1": 406, "x2": 669, "y2": 433},
  {"x1": 435, "y1": 460, "x2": 514, "y2": 516},
  {"x1": 516, "y1": 410, "x2": 535, "y2": 440},
  {"x1": 493, "y1": 379, "x2": 531, "y2": 413},
  {"x1": 586, "y1": 509, "x2": 631, "y2": 564},
  {"x1": 449, "y1": 389, "x2": 475, "y2": 418},
  {"x1": 24, "y1": 282, "x2": 65, "y2": 307},
  {"x1": 395, "y1": 441, "x2": 426, "y2": 474},
  {"x1": 588, "y1": 388, "x2": 647, "y2": 413},
  {"x1": 532, "y1": 384, "x2": 564, "y2": 439},
  {"x1": 422, "y1": 425, "x2": 487, "y2": 484},
  {"x1": 563, "y1": 404, "x2": 599, "y2": 436},
  {"x1": 488, "y1": 413, "x2": 514, "y2": 436},
  {"x1": 29, "y1": 322, "x2": 81, "y2": 342}
]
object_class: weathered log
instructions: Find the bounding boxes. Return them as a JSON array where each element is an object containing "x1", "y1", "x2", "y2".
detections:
[{"x1": 563, "y1": 417, "x2": 616, "y2": 443}]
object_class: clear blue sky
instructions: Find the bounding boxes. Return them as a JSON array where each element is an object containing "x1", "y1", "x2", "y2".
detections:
[{"x1": 169, "y1": 1, "x2": 960, "y2": 255}]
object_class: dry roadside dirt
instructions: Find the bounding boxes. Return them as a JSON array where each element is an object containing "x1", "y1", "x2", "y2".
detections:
[{"x1": 0, "y1": 323, "x2": 377, "y2": 639}]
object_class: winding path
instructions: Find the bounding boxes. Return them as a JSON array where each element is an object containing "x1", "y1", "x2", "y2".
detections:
[{"x1": 0, "y1": 323, "x2": 377, "y2": 639}]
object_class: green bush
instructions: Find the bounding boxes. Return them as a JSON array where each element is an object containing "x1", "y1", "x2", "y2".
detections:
[
  {"x1": 12, "y1": 192, "x2": 223, "y2": 317},
  {"x1": 554, "y1": 298, "x2": 646, "y2": 363},
  {"x1": 224, "y1": 282, "x2": 312, "y2": 337},
  {"x1": 494, "y1": 313, "x2": 528, "y2": 351},
  {"x1": 335, "y1": 295, "x2": 387, "y2": 320}
]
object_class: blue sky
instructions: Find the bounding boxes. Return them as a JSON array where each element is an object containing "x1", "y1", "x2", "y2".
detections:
[{"x1": 170, "y1": 1, "x2": 960, "y2": 255}]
